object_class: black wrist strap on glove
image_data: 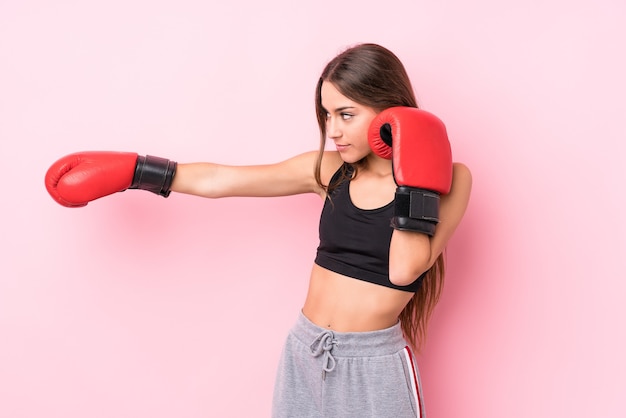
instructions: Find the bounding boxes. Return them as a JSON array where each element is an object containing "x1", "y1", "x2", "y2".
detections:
[
  {"x1": 391, "y1": 186, "x2": 440, "y2": 236},
  {"x1": 130, "y1": 155, "x2": 177, "y2": 197}
]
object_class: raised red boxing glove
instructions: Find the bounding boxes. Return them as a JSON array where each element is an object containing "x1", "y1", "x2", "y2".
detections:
[
  {"x1": 45, "y1": 151, "x2": 177, "y2": 207},
  {"x1": 368, "y1": 107, "x2": 453, "y2": 235}
]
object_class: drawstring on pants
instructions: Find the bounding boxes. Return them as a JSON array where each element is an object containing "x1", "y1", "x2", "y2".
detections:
[{"x1": 310, "y1": 330, "x2": 338, "y2": 380}]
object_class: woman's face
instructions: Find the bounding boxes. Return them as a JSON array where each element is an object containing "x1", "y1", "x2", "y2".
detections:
[{"x1": 320, "y1": 81, "x2": 378, "y2": 163}]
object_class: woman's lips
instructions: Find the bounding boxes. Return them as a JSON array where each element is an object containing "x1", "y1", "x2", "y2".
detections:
[{"x1": 335, "y1": 144, "x2": 349, "y2": 152}]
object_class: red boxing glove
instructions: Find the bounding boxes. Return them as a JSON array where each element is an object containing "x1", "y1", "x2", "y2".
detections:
[
  {"x1": 368, "y1": 107, "x2": 453, "y2": 235},
  {"x1": 45, "y1": 151, "x2": 177, "y2": 207}
]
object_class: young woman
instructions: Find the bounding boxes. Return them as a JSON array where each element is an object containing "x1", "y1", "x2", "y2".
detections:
[{"x1": 45, "y1": 43, "x2": 472, "y2": 417}]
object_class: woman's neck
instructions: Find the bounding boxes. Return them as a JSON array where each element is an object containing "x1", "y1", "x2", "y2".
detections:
[{"x1": 361, "y1": 154, "x2": 393, "y2": 178}]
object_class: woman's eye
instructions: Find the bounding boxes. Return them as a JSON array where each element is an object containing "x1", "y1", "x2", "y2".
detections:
[{"x1": 341, "y1": 113, "x2": 353, "y2": 120}]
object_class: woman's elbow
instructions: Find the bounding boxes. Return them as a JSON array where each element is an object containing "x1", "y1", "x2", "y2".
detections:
[{"x1": 388, "y1": 258, "x2": 430, "y2": 287}]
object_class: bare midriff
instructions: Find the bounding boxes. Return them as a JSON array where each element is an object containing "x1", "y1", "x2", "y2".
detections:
[{"x1": 301, "y1": 263, "x2": 415, "y2": 332}]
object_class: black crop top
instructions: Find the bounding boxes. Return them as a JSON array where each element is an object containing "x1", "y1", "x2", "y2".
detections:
[{"x1": 315, "y1": 164, "x2": 425, "y2": 293}]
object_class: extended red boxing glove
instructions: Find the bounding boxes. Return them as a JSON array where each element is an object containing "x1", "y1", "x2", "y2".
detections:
[
  {"x1": 45, "y1": 151, "x2": 177, "y2": 207},
  {"x1": 368, "y1": 107, "x2": 453, "y2": 235}
]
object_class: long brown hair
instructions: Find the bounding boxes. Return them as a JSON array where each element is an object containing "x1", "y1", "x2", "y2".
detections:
[{"x1": 314, "y1": 43, "x2": 445, "y2": 350}]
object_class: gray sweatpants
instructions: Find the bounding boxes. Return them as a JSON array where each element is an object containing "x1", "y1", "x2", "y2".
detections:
[{"x1": 272, "y1": 312, "x2": 425, "y2": 418}]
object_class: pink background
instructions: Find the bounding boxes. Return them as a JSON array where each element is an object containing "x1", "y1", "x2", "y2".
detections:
[{"x1": 1, "y1": 0, "x2": 625, "y2": 417}]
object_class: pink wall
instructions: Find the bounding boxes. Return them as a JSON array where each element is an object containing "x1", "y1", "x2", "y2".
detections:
[{"x1": 1, "y1": 0, "x2": 625, "y2": 416}]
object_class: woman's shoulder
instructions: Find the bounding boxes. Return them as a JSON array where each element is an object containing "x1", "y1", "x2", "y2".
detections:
[
  {"x1": 282, "y1": 150, "x2": 342, "y2": 175},
  {"x1": 452, "y1": 162, "x2": 472, "y2": 188},
  {"x1": 447, "y1": 161, "x2": 473, "y2": 211},
  {"x1": 273, "y1": 150, "x2": 343, "y2": 197},
  {"x1": 319, "y1": 151, "x2": 345, "y2": 181}
]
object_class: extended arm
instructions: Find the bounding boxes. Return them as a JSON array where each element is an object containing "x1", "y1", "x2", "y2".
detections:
[
  {"x1": 45, "y1": 150, "x2": 325, "y2": 207},
  {"x1": 170, "y1": 151, "x2": 322, "y2": 198}
]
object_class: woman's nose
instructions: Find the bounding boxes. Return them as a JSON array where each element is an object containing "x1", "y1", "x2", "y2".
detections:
[{"x1": 327, "y1": 118, "x2": 341, "y2": 139}]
